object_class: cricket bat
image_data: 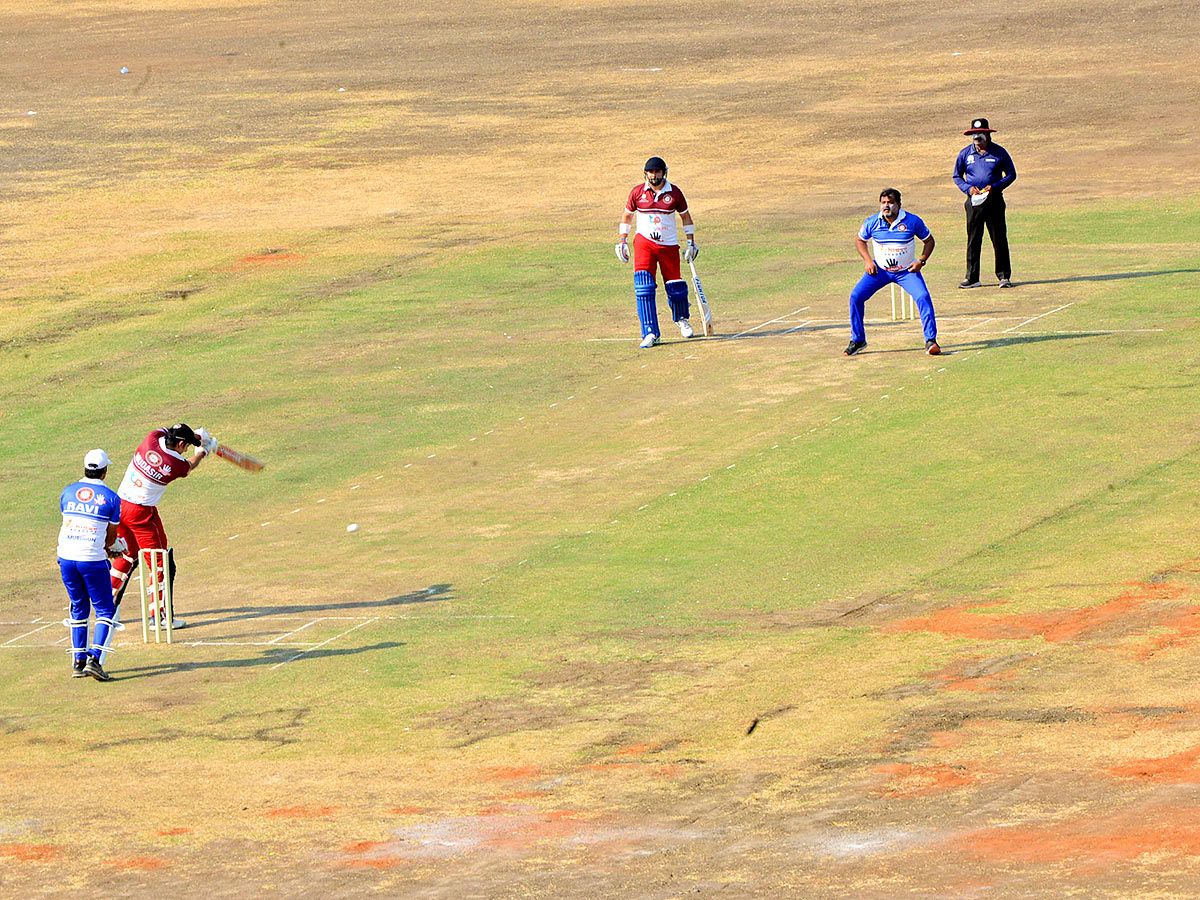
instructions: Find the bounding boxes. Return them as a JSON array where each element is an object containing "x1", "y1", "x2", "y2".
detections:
[
  {"x1": 214, "y1": 443, "x2": 265, "y2": 473},
  {"x1": 688, "y1": 259, "x2": 714, "y2": 336}
]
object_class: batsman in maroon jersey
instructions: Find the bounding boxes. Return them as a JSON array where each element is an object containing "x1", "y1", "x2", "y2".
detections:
[
  {"x1": 615, "y1": 157, "x2": 699, "y2": 348},
  {"x1": 109, "y1": 423, "x2": 218, "y2": 625}
]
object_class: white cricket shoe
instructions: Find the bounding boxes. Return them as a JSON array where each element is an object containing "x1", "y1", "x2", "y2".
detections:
[
  {"x1": 678, "y1": 319, "x2": 694, "y2": 338},
  {"x1": 639, "y1": 333, "x2": 659, "y2": 349}
]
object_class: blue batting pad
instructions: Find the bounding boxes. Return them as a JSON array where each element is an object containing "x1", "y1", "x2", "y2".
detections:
[
  {"x1": 665, "y1": 279, "x2": 689, "y2": 322},
  {"x1": 634, "y1": 270, "x2": 659, "y2": 338}
]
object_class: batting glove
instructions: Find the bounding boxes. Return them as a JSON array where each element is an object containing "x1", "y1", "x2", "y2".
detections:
[
  {"x1": 107, "y1": 537, "x2": 128, "y2": 557},
  {"x1": 683, "y1": 242, "x2": 699, "y2": 263},
  {"x1": 202, "y1": 435, "x2": 219, "y2": 454},
  {"x1": 615, "y1": 240, "x2": 630, "y2": 263}
]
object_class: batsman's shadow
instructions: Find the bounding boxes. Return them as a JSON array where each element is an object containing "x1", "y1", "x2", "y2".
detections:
[
  {"x1": 114, "y1": 641, "x2": 406, "y2": 680},
  {"x1": 193, "y1": 583, "x2": 455, "y2": 627}
]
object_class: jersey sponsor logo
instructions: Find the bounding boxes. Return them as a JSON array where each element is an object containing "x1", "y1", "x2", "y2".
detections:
[
  {"x1": 649, "y1": 231, "x2": 663, "y2": 242},
  {"x1": 75, "y1": 486, "x2": 95, "y2": 503}
]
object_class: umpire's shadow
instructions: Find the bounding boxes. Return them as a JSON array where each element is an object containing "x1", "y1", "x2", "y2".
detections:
[
  {"x1": 191, "y1": 582, "x2": 455, "y2": 627},
  {"x1": 114, "y1": 641, "x2": 405, "y2": 680}
]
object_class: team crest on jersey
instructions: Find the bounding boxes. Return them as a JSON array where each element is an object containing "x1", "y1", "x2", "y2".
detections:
[
  {"x1": 897, "y1": 224, "x2": 907, "y2": 232},
  {"x1": 75, "y1": 487, "x2": 95, "y2": 503},
  {"x1": 145, "y1": 450, "x2": 162, "y2": 466},
  {"x1": 662, "y1": 194, "x2": 672, "y2": 203},
  {"x1": 968, "y1": 154, "x2": 975, "y2": 163}
]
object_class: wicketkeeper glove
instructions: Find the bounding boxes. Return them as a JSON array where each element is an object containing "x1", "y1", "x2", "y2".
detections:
[
  {"x1": 615, "y1": 240, "x2": 630, "y2": 263},
  {"x1": 683, "y1": 242, "x2": 699, "y2": 263}
]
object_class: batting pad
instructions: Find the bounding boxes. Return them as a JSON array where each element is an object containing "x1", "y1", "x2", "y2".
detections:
[
  {"x1": 634, "y1": 270, "x2": 659, "y2": 337},
  {"x1": 665, "y1": 279, "x2": 689, "y2": 322}
]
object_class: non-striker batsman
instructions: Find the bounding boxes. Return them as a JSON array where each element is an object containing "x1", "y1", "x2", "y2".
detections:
[{"x1": 615, "y1": 157, "x2": 699, "y2": 348}]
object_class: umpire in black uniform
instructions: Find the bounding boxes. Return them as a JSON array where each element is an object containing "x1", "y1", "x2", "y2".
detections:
[{"x1": 952, "y1": 118, "x2": 1017, "y2": 288}]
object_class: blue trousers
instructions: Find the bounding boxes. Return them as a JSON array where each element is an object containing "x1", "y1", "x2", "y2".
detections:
[
  {"x1": 849, "y1": 269, "x2": 937, "y2": 343},
  {"x1": 59, "y1": 558, "x2": 117, "y2": 662}
]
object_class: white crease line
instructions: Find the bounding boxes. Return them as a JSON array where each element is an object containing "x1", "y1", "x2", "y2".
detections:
[
  {"x1": 270, "y1": 618, "x2": 378, "y2": 669},
  {"x1": 266, "y1": 618, "x2": 326, "y2": 645},
  {"x1": 729, "y1": 306, "x2": 811, "y2": 339},
  {"x1": 1002, "y1": 302, "x2": 1075, "y2": 333},
  {"x1": 3, "y1": 623, "x2": 53, "y2": 645},
  {"x1": 781, "y1": 319, "x2": 816, "y2": 335},
  {"x1": 956, "y1": 317, "x2": 995, "y2": 334}
]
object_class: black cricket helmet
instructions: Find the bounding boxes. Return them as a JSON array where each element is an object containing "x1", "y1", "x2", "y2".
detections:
[
  {"x1": 164, "y1": 423, "x2": 200, "y2": 447},
  {"x1": 644, "y1": 156, "x2": 668, "y2": 174}
]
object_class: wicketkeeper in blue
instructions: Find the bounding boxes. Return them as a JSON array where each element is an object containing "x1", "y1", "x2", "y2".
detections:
[
  {"x1": 57, "y1": 449, "x2": 125, "y2": 681},
  {"x1": 845, "y1": 188, "x2": 940, "y2": 357}
]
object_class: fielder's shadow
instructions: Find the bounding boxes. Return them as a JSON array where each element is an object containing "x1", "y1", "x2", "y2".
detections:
[
  {"x1": 113, "y1": 641, "x2": 405, "y2": 681},
  {"x1": 190, "y1": 582, "x2": 455, "y2": 627},
  {"x1": 1016, "y1": 268, "x2": 1200, "y2": 287}
]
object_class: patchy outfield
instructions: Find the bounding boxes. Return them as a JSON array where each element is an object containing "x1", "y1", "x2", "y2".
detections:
[{"x1": 2, "y1": 1, "x2": 1199, "y2": 897}]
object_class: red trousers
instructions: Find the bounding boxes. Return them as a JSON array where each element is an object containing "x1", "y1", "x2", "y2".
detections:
[
  {"x1": 110, "y1": 500, "x2": 168, "y2": 601},
  {"x1": 633, "y1": 234, "x2": 682, "y2": 283}
]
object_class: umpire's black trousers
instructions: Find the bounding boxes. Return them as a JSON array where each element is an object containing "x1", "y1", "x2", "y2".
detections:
[{"x1": 964, "y1": 191, "x2": 1011, "y2": 282}]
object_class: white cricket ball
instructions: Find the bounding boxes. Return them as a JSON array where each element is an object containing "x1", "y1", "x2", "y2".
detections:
[{"x1": 346, "y1": 523, "x2": 359, "y2": 533}]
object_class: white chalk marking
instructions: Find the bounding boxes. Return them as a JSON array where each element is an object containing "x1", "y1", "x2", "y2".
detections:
[{"x1": 270, "y1": 618, "x2": 378, "y2": 669}]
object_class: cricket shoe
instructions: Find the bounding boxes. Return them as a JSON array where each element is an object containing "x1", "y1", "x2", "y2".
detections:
[
  {"x1": 843, "y1": 340, "x2": 867, "y2": 356},
  {"x1": 639, "y1": 333, "x2": 660, "y2": 349},
  {"x1": 678, "y1": 319, "x2": 694, "y2": 338},
  {"x1": 926, "y1": 339, "x2": 941, "y2": 355},
  {"x1": 958, "y1": 279, "x2": 982, "y2": 289},
  {"x1": 72, "y1": 657, "x2": 87, "y2": 678},
  {"x1": 998, "y1": 277, "x2": 1013, "y2": 288},
  {"x1": 83, "y1": 657, "x2": 112, "y2": 682}
]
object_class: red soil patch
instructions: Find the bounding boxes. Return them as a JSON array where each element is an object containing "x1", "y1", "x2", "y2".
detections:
[
  {"x1": 479, "y1": 809, "x2": 594, "y2": 850},
  {"x1": 263, "y1": 805, "x2": 342, "y2": 819},
  {"x1": 929, "y1": 658, "x2": 1022, "y2": 692},
  {"x1": 889, "y1": 597, "x2": 1140, "y2": 643},
  {"x1": 1109, "y1": 745, "x2": 1200, "y2": 782},
  {"x1": 617, "y1": 743, "x2": 654, "y2": 756},
  {"x1": 343, "y1": 840, "x2": 389, "y2": 853},
  {"x1": 336, "y1": 855, "x2": 406, "y2": 869},
  {"x1": 956, "y1": 808, "x2": 1200, "y2": 863},
  {"x1": 388, "y1": 805, "x2": 428, "y2": 815},
  {"x1": 929, "y1": 730, "x2": 965, "y2": 749},
  {"x1": 154, "y1": 827, "x2": 193, "y2": 837},
  {"x1": 108, "y1": 856, "x2": 168, "y2": 870},
  {"x1": 873, "y1": 763, "x2": 975, "y2": 798},
  {"x1": 0, "y1": 843, "x2": 58, "y2": 862},
  {"x1": 1132, "y1": 605, "x2": 1200, "y2": 658},
  {"x1": 480, "y1": 765, "x2": 542, "y2": 781},
  {"x1": 235, "y1": 251, "x2": 305, "y2": 267},
  {"x1": 500, "y1": 790, "x2": 549, "y2": 800}
]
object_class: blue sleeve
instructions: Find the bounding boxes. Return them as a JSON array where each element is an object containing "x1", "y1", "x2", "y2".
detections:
[
  {"x1": 952, "y1": 147, "x2": 970, "y2": 194},
  {"x1": 911, "y1": 215, "x2": 931, "y2": 241},
  {"x1": 105, "y1": 487, "x2": 121, "y2": 523},
  {"x1": 857, "y1": 217, "x2": 872, "y2": 240},
  {"x1": 996, "y1": 147, "x2": 1016, "y2": 190},
  {"x1": 59, "y1": 487, "x2": 68, "y2": 514}
]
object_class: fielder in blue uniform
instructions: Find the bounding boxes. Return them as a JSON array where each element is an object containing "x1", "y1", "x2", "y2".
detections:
[
  {"x1": 58, "y1": 449, "x2": 123, "y2": 681},
  {"x1": 845, "y1": 188, "x2": 940, "y2": 356}
]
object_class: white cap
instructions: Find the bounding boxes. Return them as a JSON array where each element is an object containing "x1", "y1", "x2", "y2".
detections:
[{"x1": 83, "y1": 449, "x2": 110, "y2": 470}]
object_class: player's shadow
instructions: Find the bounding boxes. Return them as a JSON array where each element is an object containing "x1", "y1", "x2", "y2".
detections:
[
  {"x1": 1016, "y1": 268, "x2": 1200, "y2": 286},
  {"x1": 113, "y1": 641, "x2": 405, "y2": 680},
  {"x1": 952, "y1": 332, "x2": 1111, "y2": 352},
  {"x1": 191, "y1": 583, "x2": 455, "y2": 627}
]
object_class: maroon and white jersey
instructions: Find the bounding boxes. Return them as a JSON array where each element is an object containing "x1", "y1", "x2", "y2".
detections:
[
  {"x1": 625, "y1": 180, "x2": 689, "y2": 247},
  {"x1": 117, "y1": 429, "x2": 193, "y2": 507}
]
